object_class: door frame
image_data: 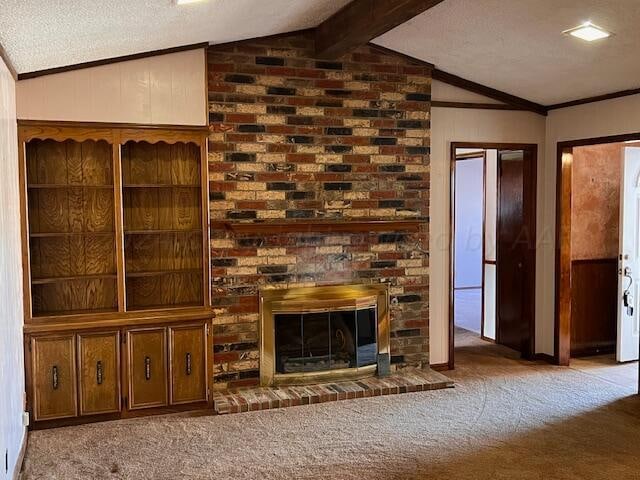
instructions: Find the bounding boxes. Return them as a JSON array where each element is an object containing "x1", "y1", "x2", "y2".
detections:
[
  {"x1": 449, "y1": 142, "x2": 538, "y2": 369},
  {"x1": 554, "y1": 132, "x2": 640, "y2": 366}
]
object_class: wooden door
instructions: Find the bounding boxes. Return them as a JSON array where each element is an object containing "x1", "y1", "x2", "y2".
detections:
[
  {"x1": 169, "y1": 324, "x2": 207, "y2": 404},
  {"x1": 127, "y1": 328, "x2": 168, "y2": 409},
  {"x1": 496, "y1": 149, "x2": 536, "y2": 357},
  {"x1": 77, "y1": 332, "x2": 121, "y2": 415},
  {"x1": 31, "y1": 335, "x2": 77, "y2": 420}
]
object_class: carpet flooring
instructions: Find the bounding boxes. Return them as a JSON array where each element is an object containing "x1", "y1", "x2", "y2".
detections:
[{"x1": 21, "y1": 328, "x2": 640, "y2": 480}]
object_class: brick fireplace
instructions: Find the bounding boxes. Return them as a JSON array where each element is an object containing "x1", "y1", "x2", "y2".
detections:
[{"x1": 207, "y1": 32, "x2": 431, "y2": 391}]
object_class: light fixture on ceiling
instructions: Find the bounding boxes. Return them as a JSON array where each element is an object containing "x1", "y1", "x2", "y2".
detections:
[
  {"x1": 175, "y1": 0, "x2": 207, "y2": 5},
  {"x1": 563, "y1": 21, "x2": 611, "y2": 42}
]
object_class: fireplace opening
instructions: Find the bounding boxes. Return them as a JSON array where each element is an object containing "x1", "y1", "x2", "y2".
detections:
[
  {"x1": 274, "y1": 306, "x2": 377, "y2": 374},
  {"x1": 260, "y1": 284, "x2": 390, "y2": 386}
]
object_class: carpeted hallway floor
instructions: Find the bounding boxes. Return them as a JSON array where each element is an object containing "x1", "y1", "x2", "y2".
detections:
[{"x1": 22, "y1": 328, "x2": 640, "y2": 480}]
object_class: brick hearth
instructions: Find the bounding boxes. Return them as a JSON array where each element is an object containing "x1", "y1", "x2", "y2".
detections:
[{"x1": 212, "y1": 369, "x2": 452, "y2": 415}]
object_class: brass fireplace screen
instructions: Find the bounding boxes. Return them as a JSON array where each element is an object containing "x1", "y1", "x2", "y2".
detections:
[{"x1": 259, "y1": 284, "x2": 390, "y2": 386}]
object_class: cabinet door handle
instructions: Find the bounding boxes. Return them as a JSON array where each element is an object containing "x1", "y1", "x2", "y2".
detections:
[
  {"x1": 96, "y1": 360, "x2": 103, "y2": 385},
  {"x1": 52, "y1": 365, "x2": 59, "y2": 390},
  {"x1": 144, "y1": 356, "x2": 151, "y2": 381},
  {"x1": 185, "y1": 353, "x2": 192, "y2": 376}
]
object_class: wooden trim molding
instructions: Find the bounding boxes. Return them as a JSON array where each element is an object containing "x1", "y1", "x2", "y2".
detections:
[
  {"x1": 449, "y1": 142, "x2": 539, "y2": 368},
  {"x1": 12, "y1": 427, "x2": 27, "y2": 480},
  {"x1": 431, "y1": 101, "x2": 525, "y2": 111},
  {"x1": 554, "y1": 132, "x2": 640, "y2": 366},
  {"x1": 18, "y1": 119, "x2": 209, "y2": 132},
  {"x1": 0, "y1": 41, "x2": 18, "y2": 80},
  {"x1": 433, "y1": 69, "x2": 548, "y2": 116},
  {"x1": 211, "y1": 219, "x2": 425, "y2": 235},
  {"x1": 430, "y1": 362, "x2": 451, "y2": 372},
  {"x1": 17, "y1": 42, "x2": 209, "y2": 81},
  {"x1": 533, "y1": 353, "x2": 556, "y2": 364},
  {"x1": 547, "y1": 88, "x2": 640, "y2": 111},
  {"x1": 571, "y1": 257, "x2": 618, "y2": 265},
  {"x1": 315, "y1": 0, "x2": 445, "y2": 59}
]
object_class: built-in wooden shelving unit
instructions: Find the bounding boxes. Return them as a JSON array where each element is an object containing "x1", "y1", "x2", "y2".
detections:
[{"x1": 19, "y1": 121, "x2": 212, "y2": 429}]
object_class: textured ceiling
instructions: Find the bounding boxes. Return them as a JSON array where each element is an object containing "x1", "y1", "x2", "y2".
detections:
[
  {"x1": 2, "y1": 0, "x2": 637, "y2": 105},
  {"x1": 0, "y1": 0, "x2": 351, "y2": 74},
  {"x1": 374, "y1": 0, "x2": 640, "y2": 105}
]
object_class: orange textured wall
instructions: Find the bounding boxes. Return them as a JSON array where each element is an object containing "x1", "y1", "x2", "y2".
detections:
[{"x1": 571, "y1": 143, "x2": 622, "y2": 260}]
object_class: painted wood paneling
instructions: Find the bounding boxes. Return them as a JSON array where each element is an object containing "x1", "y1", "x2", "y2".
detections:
[
  {"x1": 16, "y1": 49, "x2": 207, "y2": 126},
  {"x1": 0, "y1": 56, "x2": 26, "y2": 479},
  {"x1": 430, "y1": 80, "x2": 546, "y2": 364}
]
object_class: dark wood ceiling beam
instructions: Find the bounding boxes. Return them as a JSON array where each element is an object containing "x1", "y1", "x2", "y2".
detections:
[
  {"x1": 432, "y1": 68, "x2": 548, "y2": 116},
  {"x1": 431, "y1": 101, "x2": 525, "y2": 111},
  {"x1": 547, "y1": 88, "x2": 640, "y2": 111},
  {"x1": 315, "y1": 0, "x2": 446, "y2": 59}
]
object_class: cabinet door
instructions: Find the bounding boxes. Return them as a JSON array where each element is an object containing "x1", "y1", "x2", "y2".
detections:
[
  {"x1": 169, "y1": 324, "x2": 207, "y2": 404},
  {"x1": 77, "y1": 332, "x2": 121, "y2": 415},
  {"x1": 31, "y1": 335, "x2": 77, "y2": 421},
  {"x1": 127, "y1": 328, "x2": 167, "y2": 409}
]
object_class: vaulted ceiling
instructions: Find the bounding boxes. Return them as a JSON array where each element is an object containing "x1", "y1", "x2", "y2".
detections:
[
  {"x1": 374, "y1": 0, "x2": 640, "y2": 105},
  {"x1": 1, "y1": 0, "x2": 638, "y2": 106},
  {"x1": 0, "y1": 0, "x2": 350, "y2": 73}
]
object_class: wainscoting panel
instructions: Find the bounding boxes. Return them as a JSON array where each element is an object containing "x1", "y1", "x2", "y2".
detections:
[{"x1": 570, "y1": 258, "x2": 618, "y2": 357}]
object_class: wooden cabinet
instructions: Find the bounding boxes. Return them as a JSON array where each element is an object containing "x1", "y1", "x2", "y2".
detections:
[
  {"x1": 169, "y1": 324, "x2": 207, "y2": 404},
  {"x1": 127, "y1": 328, "x2": 168, "y2": 410},
  {"x1": 20, "y1": 122, "x2": 212, "y2": 428},
  {"x1": 77, "y1": 332, "x2": 121, "y2": 415},
  {"x1": 31, "y1": 335, "x2": 77, "y2": 421}
]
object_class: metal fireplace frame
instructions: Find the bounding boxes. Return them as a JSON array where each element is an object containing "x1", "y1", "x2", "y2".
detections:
[{"x1": 259, "y1": 283, "x2": 391, "y2": 386}]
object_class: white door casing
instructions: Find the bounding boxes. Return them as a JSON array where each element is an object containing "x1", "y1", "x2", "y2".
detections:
[{"x1": 617, "y1": 147, "x2": 640, "y2": 362}]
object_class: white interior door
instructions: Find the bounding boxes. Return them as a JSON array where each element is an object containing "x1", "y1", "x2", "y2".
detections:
[{"x1": 617, "y1": 147, "x2": 640, "y2": 362}]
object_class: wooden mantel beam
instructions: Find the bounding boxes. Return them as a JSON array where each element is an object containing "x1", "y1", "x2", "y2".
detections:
[{"x1": 315, "y1": 0, "x2": 446, "y2": 59}]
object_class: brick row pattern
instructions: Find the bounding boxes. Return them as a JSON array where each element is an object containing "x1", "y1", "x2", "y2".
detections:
[
  {"x1": 208, "y1": 33, "x2": 431, "y2": 390},
  {"x1": 212, "y1": 368, "x2": 452, "y2": 415}
]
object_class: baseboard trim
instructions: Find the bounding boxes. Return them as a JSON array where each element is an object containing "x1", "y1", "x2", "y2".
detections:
[
  {"x1": 12, "y1": 427, "x2": 27, "y2": 480},
  {"x1": 430, "y1": 362, "x2": 451, "y2": 372},
  {"x1": 533, "y1": 353, "x2": 557, "y2": 365}
]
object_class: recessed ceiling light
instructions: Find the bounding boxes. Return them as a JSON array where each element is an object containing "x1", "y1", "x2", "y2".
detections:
[
  {"x1": 175, "y1": 0, "x2": 207, "y2": 5},
  {"x1": 563, "y1": 21, "x2": 611, "y2": 42}
]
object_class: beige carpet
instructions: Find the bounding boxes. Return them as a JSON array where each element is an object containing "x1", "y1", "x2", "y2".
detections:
[{"x1": 22, "y1": 328, "x2": 640, "y2": 480}]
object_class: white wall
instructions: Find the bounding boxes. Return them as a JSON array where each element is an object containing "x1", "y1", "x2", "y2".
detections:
[
  {"x1": 453, "y1": 157, "x2": 484, "y2": 289},
  {"x1": 429, "y1": 80, "x2": 547, "y2": 365},
  {"x1": 0, "y1": 58, "x2": 26, "y2": 479},
  {"x1": 16, "y1": 49, "x2": 207, "y2": 126}
]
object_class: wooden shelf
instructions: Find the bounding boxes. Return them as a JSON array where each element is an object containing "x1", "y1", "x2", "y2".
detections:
[
  {"x1": 30, "y1": 231, "x2": 114, "y2": 238},
  {"x1": 124, "y1": 229, "x2": 202, "y2": 235},
  {"x1": 31, "y1": 307, "x2": 119, "y2": 319},
  {"x1": 28, "y1": 184, "x2": 114, "y2": 189},
  {"x1": 126, "y1": 269, "x2": 201, "y2": 278},
  {"x1": 123, "y1": 184, "x2": 200, "y2": 188},
  {"x1": 31, "y1": 273, "x2": 117, "y2": 285},
  {"x1": 25, "y1": 306, "x2": 214, "y2": 332},
  {"x1": 211, "y1": 219, "x2": 425, "y2": 235}
]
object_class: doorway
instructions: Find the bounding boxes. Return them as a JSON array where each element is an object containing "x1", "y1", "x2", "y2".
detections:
[
  {"x1": 555, "y1": 136, "x2": 640, "y2": 387},
  {"x1": 449, "y1": 143, "x2": 537, "y2": 368}
]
